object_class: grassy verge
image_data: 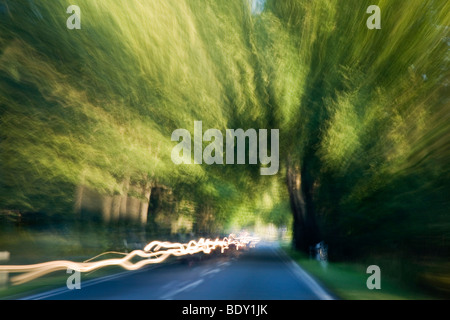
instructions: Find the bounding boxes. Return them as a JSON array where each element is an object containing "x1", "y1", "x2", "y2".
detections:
[{"x1": 283, "y1": 245, "x2": 437, "y2": 300}]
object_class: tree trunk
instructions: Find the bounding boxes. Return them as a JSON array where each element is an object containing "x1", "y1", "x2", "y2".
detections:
[
  {"x1": 139, "y1": 182, "x2": 152, "y2": 225},
  {"x1": 127, "y1": 186, "x2": 141, "y2": 222},
  {"x1": 286, "y1": 157, "x2": 320, "y2": 253},
  {"x1": 300, "y1": 159, "x2": 321, "y2": 249},
  {"x1": 111, "y1": 194, "x2": 121, "y2": 221},
  {"x1": 119, "y1": 177, "x2": 130, "y2": 220},
  {"x1": 101, "y1": 195, "x2": 113, "y2": 222}
]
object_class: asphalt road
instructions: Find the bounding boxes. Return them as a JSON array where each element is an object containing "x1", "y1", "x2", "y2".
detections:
[{"x1": 23, "y1": 242, "x2": 334, "y2": 300}]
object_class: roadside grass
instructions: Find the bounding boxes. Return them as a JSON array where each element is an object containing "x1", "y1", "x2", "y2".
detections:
[{"x1": 283, "y1": 245, "x2": 437, "y2": 300}]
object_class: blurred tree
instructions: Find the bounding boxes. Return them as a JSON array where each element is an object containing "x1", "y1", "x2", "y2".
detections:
[
  {"x1": 0, "y1": 0, "x2": 449, "y2": 292},
  {"x1": 261, "y1": 0, "x2": 449, "y2": 291}
]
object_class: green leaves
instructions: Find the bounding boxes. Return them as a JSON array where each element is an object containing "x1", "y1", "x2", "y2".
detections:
[{"x1": 0, "y1": 0, "x2": 448, "y2": 269}]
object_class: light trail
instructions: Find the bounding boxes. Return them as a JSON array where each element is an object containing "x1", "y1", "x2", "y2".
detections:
[{"x1": 0, "y1": 233, "x2": 260, "y2": 285}]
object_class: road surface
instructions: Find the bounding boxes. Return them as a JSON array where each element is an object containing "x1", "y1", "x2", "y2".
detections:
[{"x1": 22, "y1": 242, "x2": 334, "y2": 300}]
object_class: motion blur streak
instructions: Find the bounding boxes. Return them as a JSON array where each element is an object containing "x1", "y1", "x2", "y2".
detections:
[{"x1": 0, "y1": 233, "x2": 260, "y2": 285}]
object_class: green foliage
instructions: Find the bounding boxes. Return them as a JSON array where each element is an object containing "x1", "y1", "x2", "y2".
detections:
[
  {"x1": 0, "y1": 0, "x2": 449, "y2": 292},
  {"x1": 262, "y1": 0, "x2": 449, "y2": 291},
  {"x1": 0, "y1": 0, "x2": 269, "y2": 222}
]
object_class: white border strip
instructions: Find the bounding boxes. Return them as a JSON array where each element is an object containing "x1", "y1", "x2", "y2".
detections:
[{"x1": 275, "y1": 246, "x2": 335, "y2": 300}]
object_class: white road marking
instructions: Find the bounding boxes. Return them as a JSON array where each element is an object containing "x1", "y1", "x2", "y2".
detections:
[
  {"x1": 217, "y1": 261, "x2": 230, "y2": 267},
  {"x1": 20, "y1": 264, "x2": 160, "y2": 300},
  {"x1": 201, "y1": 268, "x2": 222, "y2": 277},
  {"x1": 161, "y1": 279, "x2": 204, "y2": 300}
]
